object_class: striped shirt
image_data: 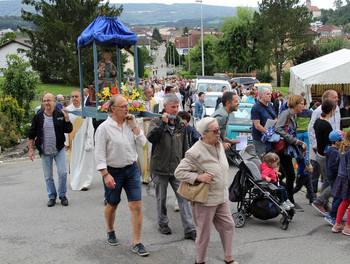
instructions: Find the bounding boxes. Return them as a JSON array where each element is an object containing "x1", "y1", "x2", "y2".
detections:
[{"x1": 43, "y1": 114, "x2": 57, "y2": 154}]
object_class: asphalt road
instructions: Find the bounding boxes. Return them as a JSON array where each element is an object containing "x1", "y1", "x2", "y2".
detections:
[
  {"x1": 1, "y1": 154, "x2": 350, "y2": 264},
  {"x1": 151, "y1": 43, "x2": 170, "y2": 78}
]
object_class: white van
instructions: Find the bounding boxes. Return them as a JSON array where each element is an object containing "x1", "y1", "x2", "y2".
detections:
[{"x1": 195, "y1": 76, "x2": 231, "y2": 93}]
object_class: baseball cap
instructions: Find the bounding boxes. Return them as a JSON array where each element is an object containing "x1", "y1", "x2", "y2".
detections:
[{"x1": 329, "y1": 130, "x2": 343, "y2": 142}]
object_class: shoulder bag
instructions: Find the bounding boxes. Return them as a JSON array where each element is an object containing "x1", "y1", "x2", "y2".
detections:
[
  {"x1": 273, "y1": 116, "x2": 290, "y2": 153},
  {"x1": 177, "y1": 181, "x2": 209, "y2": 204},
  {"x1": 177, "y1": 157, "x2": 210, "y2": 204}
]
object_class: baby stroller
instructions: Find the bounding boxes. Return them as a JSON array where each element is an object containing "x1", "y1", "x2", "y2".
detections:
[{"x1": 227, "y1": 145, "x2": 294, "y2": 230}]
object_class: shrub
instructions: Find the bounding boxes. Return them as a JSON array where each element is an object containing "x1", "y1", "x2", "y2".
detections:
[
  {"x1": 282, "y1": 71, "x2": 290, "y2": 87},
  {"x1": 21, "y1": 124, "x2": 31, "y2": 139},
  {"x1": 256, "y1": 71, "x2": 273, "y2": 83},
  {"x1": 0, "y1": 95, "x2": 25, "y2": 131},
  {"x1": 178, "y1": 71, "x2": 189, "y2": 77},
  {"x1": 0, "y1": 112, "x2": 21, "y2": 149}
]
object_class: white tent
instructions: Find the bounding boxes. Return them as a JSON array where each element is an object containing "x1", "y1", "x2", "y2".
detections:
[{"x1": 290, "y1": 48, "x2": 350, "y2": 103}]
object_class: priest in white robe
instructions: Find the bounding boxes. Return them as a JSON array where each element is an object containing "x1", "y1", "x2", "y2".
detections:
[
  {"x1": 65, "y1": 90, "x2": 95, "y2": 191},
  {"x1": 136, "y1": 87, "x2": 157, "y2": 184}
]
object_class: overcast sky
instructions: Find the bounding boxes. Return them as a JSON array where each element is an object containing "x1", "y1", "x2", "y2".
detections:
[{"x1": 110, "y1": 0, "x2": 337, "y2": 10}]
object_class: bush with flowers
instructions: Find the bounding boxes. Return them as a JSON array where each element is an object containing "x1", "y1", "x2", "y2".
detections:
[{"x1": 96, "y1": 83, "x2": 146, "y2": 113}]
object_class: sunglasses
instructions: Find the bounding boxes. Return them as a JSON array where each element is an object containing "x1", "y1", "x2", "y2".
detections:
[{"x1": 205, "y1": 129, "x2": 221, "y2": 134}]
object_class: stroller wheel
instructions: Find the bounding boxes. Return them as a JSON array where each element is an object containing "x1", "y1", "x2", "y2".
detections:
[
  {"x1": 280, "y1": 217, "x2": 289, "y2": 230},
  {"x1": 288, "y1": 208, "x2": 295, "y2": 221},
  {"x1": 232, "y1": 212, "x2": 246, "y2": 228}
]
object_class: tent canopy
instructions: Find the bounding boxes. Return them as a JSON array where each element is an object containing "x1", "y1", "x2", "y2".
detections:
[
  {"x1": 77, "y1": 16, "x2": 137, "y2": 49},
  {"x1": 290, "y1": 48, "x2": 350, "y2": 102}
]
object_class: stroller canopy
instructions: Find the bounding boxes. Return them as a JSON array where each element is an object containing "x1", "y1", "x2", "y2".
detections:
[
  {"x1": 77, "y1": 16, "x2": 137, "y2": 49},
  {"x1": 240, "y1": 145, "x2": 261, "y2": 169}
]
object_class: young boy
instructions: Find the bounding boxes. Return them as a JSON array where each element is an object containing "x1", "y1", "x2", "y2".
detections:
[
  {"x1": 324, "y1": 130, "x2": 344, "y2": 226},
  {"x1": 294, "y1": 144, "x2": 315, "y2": 204}
]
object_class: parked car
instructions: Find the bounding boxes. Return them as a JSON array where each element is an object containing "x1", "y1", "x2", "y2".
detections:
[
  {"x1": 195, "y1": 76, "x2": 231, "y2": 93},
  {"x1": 226, "y1": 102, "x2": 254, "y2": 143},
  {"x1": 191, "y1": 92, "x2": 223, "y2": 118},
  {"x1": 231, "y1": 77, "x2": 259, "y2": 88}
]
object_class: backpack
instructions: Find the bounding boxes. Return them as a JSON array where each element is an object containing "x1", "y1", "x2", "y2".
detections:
[{"x1": 228, "y1": 170, "x2": 243, "y2": 202}]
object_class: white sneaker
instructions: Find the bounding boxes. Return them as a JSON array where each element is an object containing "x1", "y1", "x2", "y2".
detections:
[
  {"x1": 285, "y1": 199, "x2": 294, "y2": 208},
  {"x1": 174, "y1": 205, "x2": 180, "y2": 212},
  {"x1": 281, "y1": 202, "x2": 291, "y2": 211}
]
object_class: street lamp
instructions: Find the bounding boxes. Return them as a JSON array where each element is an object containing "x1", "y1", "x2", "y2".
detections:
[
  {"x1": 173, "y1": 42, "x2": 175, "y2": 70},
  {"x1": 195, "y1": 0, "x2": 204, "y2": 76},
  {"x1": 176, "y1": 39, "x2": 180, "y2": 66}
]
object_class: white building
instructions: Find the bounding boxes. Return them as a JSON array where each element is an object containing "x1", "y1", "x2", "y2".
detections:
[
  {"x1": 306, "y1": 0, "x2": 321, "y2": 19},
  {"x1": 0, "y1": 38, "x2": 32, "y2": 75}
]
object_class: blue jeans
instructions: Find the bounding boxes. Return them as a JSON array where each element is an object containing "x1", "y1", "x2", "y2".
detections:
[
  {"x1": 41, "y1": 148, "x2": 67, "y2": 200},
  {"x1": 278, "y1": 185, "x2": 288, "y2": 203}
]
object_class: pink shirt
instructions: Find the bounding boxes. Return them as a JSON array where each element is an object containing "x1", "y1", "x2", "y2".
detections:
[{"x1": 259, "y1": 163, "x2": 278, "y2": 183}]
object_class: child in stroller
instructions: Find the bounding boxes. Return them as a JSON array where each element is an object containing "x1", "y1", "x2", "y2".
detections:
[
  {"x1": 228, "y1": 145, "x2": 294, "y2": 230},
  {"x1": 260, "y1": 153, "x2": 295, "y2": 211}
]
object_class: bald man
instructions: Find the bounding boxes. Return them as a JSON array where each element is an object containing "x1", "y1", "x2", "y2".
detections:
[
  {"x1": 94, "y1": 94, "x2": 149, "y2": 256},
  {"x1": 28, "y1": 93, "x2": 73, "y2": 207}
]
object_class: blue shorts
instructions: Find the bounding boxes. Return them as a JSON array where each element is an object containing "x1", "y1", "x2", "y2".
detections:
[{"x1": 104, "y1": 162, "x2": 141, "y2": 205}]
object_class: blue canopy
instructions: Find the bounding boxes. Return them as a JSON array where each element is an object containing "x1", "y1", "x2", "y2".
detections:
[{"x1": 77, "y1": 16, "x2": 137, "y2": 49}]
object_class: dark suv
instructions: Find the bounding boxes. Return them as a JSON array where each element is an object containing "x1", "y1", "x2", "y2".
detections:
[{"x1": 231, "y1": 77, "x2": 259, "y2": 88}]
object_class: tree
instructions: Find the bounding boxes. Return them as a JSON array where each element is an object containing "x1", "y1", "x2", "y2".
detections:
[
  {"x1": 334, "y1": 0, "x2": 343, "y2": 9},
  {"x1": 254, "y1": 0, "x2": 314, "y2": 86},
  {"x1": 0, "y1": 32, "x2": 17, "y2": 45},
  {"x1": 1, "y1": 54, "x2": 39, "y2": 121},
  {"x1": 186, "y1": 35, "x2": 220, "y2": 75},
  {"x1": 152, "y1": 28, "x2": 163, "y2": 43},
  {"x1": 319, "y1": 38, "x2": 349, "y2": 55},
  {"x1": 164, "y1": 41, "x2": 180, "y2": 66},
  {"x1": 217, "y1": 7, "x2": 266, "y2": 73},
  {"x1": 20, "y1": 0, "x2": 123, "y2": 85},
  {"x1": 183, "y1": 26, "x2": 189, "y2": 36},
  {"x1": 292, "y1": 44, "x2": 321, "y2": 65}
]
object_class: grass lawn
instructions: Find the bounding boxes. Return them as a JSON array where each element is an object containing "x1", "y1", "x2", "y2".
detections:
[
  {"x1": 38, "y1": 83, "x2": 80, "y2": 96},
  {"x1": 276, "y1": 86, "x2": 289, "y2": 96}
]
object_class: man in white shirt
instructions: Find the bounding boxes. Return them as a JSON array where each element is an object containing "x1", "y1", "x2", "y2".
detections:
[
  {"x1": 94, "y1": 94, "x2": 149, "y2": 256},
  {"x1": 308, "y1": 89, "x2": 340, "y2": 214}
]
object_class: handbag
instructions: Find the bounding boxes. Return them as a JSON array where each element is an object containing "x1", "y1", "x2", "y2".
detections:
[
  {"x1": 273, "y1": 116, "x2": 290, "y2": 153},
  {"x1": 177, "y1": 181, "x2": 209, "y2": 204}
]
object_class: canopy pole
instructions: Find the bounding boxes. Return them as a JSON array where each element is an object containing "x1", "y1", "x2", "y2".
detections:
[
  {"x1": 117, "y1": 47, "x2": 121, "y2": 93},
  {"x1": 78, "y1": 47, "x2": 84, "y2": 114},
  {"x1": 93, "y1": 40, "x2": 99, "y2": 107},
  {"x1": 134, "y1": 44, "x2": 139, "y2": 90}
]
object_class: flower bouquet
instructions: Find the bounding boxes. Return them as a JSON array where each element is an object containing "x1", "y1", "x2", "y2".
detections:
[
  {"x1": 120, "y1": 83, "x2": 147, "y2": 112},
  {"x1": 96, "y1": 85, "x2": 119, "y2": 112},
  {"x1": 96, "y1": 83, "x2": 146, "y2": 113}
]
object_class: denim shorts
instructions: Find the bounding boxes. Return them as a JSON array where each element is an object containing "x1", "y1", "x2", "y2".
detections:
[{"x1": 104, "y1": 162, "x2": 141, "y2": 205}]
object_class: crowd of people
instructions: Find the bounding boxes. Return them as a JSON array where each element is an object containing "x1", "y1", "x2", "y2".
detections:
[{"x1": 27, "y1": 73, "x2": 350, "y2": 263}]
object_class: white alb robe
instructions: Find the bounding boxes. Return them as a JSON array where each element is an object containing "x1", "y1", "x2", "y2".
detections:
[{"x1": 65, "y1": 104, "x2": 95, "y2": 190}]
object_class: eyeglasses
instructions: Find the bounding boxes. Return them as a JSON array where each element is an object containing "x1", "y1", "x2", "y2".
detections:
[
  {"x1": 71, "y1": 95, "x2": 80, "y2": 98},
  {"x1": 205, "y1": 129, "x2": 221, "y2": 134},
  {"x1": 43, "y1": 100, "x2": 53, "y2": 103},
  {"x1": 112, "y1": 104, "x2": 129, "y2": 109}
]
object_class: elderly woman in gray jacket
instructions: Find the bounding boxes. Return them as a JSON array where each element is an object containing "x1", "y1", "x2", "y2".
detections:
[
  {"x1": 275, "y1": 95, "x2": 304, "y2": 209},
  {"x1": 175, "y1": 117, "x2": 237, "y2": 264}
]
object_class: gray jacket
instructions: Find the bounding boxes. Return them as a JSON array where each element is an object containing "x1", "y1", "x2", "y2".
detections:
[
  {"x1": 275, "y1": 108, "x2": 297, "y2": 145},
  {"x1": 147, "y1": 116, "x2": 188, "y2": 176}
]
